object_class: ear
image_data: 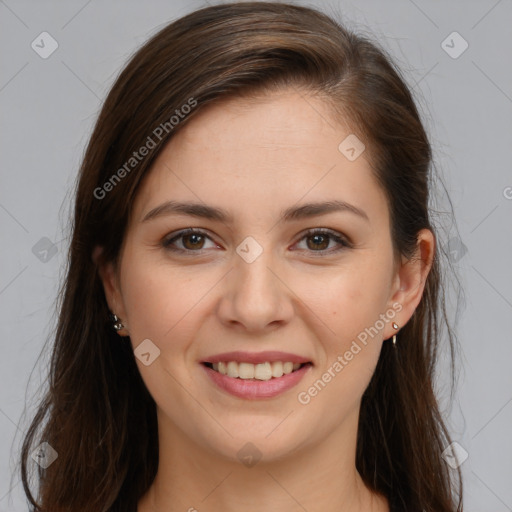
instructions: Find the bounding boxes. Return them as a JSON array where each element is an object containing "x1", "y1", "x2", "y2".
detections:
[
  {"x1": 385, "y1": 228, "x2": 435, "y2": 339},
  {"x1": 92, "y1": 245, "x2": 130, "y2": 336}
]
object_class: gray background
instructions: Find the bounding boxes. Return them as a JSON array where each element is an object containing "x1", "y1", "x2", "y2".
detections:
[{"x1": 1, "y1": 0, "x2": 511, "y2": 510}]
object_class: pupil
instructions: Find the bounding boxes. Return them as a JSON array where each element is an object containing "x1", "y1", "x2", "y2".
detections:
[
  {"x1": 308, "y1": 234, "x2": 328, "y2": 250},
  {"x1": 184, "y1": 234, "x2": 203, "y2": 249}
]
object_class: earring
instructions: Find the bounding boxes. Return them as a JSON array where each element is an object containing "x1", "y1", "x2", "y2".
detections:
[
  {"x1": 392, "y1": 322, "x2": 399, "y2": 346},
  {"x1": 109, "y1": 312, "x2": 124, "y2": 331}
]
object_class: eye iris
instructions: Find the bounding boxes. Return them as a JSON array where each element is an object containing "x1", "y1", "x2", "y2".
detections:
[
  {"x1": 307, "y1": 234, "x2": 329, "y2": 250},
  {"x1": 183, "y1": 233, "x2": 204, "y2": 250}
]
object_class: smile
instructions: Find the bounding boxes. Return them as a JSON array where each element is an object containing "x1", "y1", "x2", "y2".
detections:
[
  {"x1": 201, "y1": 360, "x2": 313, "y2": 400},
  {"x1": 204, "y1": 361, "x2": 306, "y2": 380}
]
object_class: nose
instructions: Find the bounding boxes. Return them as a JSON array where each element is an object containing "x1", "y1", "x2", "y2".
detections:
[{"x1": 217, "y1": 248, "x2": 294, "y2": 333}]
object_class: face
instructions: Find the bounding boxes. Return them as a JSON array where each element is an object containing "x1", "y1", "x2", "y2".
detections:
[{"x1": 99, "y1": 89, "x2": 429, "y2": 463}]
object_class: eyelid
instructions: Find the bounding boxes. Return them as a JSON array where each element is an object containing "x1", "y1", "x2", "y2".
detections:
[
  {"x1": 161, "y1": 227, "x2": 352, "y2": 255},
  {"x1": 293, "y1": 227, "x2": 352, "y2": 254},
  {"x1": 162, "y1": 228, "x2": 219, "y2": 252}
]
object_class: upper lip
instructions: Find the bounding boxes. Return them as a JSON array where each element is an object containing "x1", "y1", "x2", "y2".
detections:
[{"x1": 202, "y1": 351, "x2": 312, "y2": 365}]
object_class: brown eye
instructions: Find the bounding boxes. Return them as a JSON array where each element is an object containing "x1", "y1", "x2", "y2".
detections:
[
  {"x1": 162, "y1": 229, "x2": 217, "y2": 253},
  {"x1": 182, "y1": 233, "x2": 205, "y2": 250},
  {"x1": 294, "y1": 229, "x2": 351, "y2": 255},
  {"x1": 306, "y1": 233, "x2": 330, "y2": 251}
]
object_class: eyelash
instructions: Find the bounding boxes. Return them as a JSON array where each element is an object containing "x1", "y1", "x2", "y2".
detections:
[{"x1": 161, "y1": 228, "x2": 352, "y2": 256}]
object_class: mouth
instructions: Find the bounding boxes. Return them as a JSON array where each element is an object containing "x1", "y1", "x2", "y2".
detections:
[
  {"x1": 202, "y1": 361, "x2": 312, "y2": 381},
  {"x1": 200, "y1": 358, "x2": 313, "y2": 400}
]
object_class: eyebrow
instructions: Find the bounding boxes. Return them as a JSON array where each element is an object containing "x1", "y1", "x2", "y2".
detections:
[{"x1": 141, "y1": 199, "x2": 369, "y2": 224}]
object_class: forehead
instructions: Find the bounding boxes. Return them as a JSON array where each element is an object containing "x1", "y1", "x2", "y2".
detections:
[
  {"x1": 132, "y1": 90, "x2": 387, "y2": 226},
  {"x1": 169, "y1": 89, "x2": 349, "y2": 165}
]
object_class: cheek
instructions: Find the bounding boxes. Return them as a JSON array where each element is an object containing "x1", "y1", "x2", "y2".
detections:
[
  {"x1": 295, "y1": 271, "x2": 387, "y2": 419},
  {"x1": 119, "y1": 251, "x2": 197, "y2": 343},
  {"x1": 119, "y1": 258, "x2": 205, "y2": 398},
  {"x1": 293, "y1": 261, "x2": 392, "y2": 405},
  {"x1": 298, "y1": 262, "x2": 391, "y2": 342}
]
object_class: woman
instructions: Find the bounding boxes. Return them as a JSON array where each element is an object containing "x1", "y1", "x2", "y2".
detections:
[{"x1": 20, "y1": 2, "x2": 463, "y2": 511}]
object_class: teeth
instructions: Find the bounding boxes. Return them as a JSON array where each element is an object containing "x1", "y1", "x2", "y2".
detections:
[
  {"x1": 283, "y1": 362, "x2": 294, "y2": 374},
  {"x1": 238, "y1": 362, "x2": 254, "y2": 379},
  {"x1": 210, "y1": 361, "x2": 304, "y2": 380},
  {"x1": 227, "y1": 361, "x2": 239, "y2": 378},
  {"x1": 254, "y1": 362, "x2": 272, "y2": 380},
  {"x1": 271, "y1": 361, "x2": 283, "y2": 378}
]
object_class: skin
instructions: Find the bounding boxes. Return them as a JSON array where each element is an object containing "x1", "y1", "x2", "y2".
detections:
[{"x1": 97, "y1": 88, "x2": 434, "y2": 512}]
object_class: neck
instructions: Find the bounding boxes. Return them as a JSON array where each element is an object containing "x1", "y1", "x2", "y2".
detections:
[{"x1": 138, "y1": 407, "x2": 388, "y2": 512}]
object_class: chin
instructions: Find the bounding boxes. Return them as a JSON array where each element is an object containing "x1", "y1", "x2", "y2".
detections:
[{"x1": 194, "y1": 419, "x2": 313, "y2": 465}]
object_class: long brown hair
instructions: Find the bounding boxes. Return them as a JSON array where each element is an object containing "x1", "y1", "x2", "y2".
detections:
[{"x1": 20, "y1": 2, "x2": 463, "y2": 510}]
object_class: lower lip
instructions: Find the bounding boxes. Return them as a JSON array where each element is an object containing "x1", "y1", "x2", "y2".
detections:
[{"x1": 201, "y1": 363, "x2": 312, "y2": 400}]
